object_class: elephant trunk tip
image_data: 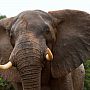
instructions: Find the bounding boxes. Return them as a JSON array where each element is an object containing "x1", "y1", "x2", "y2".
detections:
[{"x1": 0, "y1": 61, "x2": 12, "y2": 70}]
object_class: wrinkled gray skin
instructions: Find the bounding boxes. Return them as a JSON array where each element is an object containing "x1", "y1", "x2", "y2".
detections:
[{"x1": 0, "y1": 9, "x2": 90, "y2": 90}]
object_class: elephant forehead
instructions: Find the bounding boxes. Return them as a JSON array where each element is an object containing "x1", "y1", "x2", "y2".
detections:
[
  {"x1": 17, "y1": 10, "x2": 52, "y2": 24},
  {"x1": 17, "y1": 11, "x2": 40, "y2": 21},
  {"x1": 11, "y1": 16, "x2": 51, "y2": 35},
  {"x1": 12, "y1": 13, "x2": 45, "y2": 30}
]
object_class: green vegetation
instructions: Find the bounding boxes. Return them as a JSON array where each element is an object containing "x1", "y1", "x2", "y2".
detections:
[
  {"x1": 0, "y1": 76, "x2": 14, "y2": 90},
  {"x1": 84, "y1": 60, "x2": 90, "y2": 90},
  {"x1": 0, "y1": 15, "x2": 6, "y2": 20}
]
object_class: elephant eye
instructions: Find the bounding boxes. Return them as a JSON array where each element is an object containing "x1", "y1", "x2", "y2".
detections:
[
  {"x1": 44, "y1": 25, "x2": 50, "y2": 34},
  {"x1": 43, "y1": 25, "x2": 52, "y2": 42}
]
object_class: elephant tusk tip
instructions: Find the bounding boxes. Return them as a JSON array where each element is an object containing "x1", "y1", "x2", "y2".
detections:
[
  {"x1": 0, "y1": 61, "x2": 12, "y2": 70},
  {"x1": 46, "y1": 54, "x2": 53, "y2": 61},
  {"x1": 46, "y1": 48, "x2": 53, "y2": 61}
]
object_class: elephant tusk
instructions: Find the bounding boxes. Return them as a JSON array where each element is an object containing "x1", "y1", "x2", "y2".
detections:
[
  {"x1": 46, "y1": 48, "x2": 53, "y2": 61},
  {"x1": 0, "y1": 61, "x2": 12, "y2": 70}
]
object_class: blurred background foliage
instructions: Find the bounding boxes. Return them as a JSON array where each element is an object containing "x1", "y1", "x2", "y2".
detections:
[
  {"x1": 0, "y1": 15, "x2": 6, "y2": 20},
  {"x1": 0, "y1": 15, "x2": 90, "y2": 90},
  {"x1": 0, "y1": 77, "x2": 14, "y2": 90},
  {"x1": 84, "y1": 60, "x2": 90, "y2": 90}
]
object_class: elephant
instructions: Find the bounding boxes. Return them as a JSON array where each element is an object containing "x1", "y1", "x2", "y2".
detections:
[{"x1": 0, "y1": 9, "x2": 89, "y2": 90}]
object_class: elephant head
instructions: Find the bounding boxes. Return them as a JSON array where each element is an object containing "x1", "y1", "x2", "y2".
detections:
[{"x1": 0, "y1": 9, "x2": 90, "y2": 90}]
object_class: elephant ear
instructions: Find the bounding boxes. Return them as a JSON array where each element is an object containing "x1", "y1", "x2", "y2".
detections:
[
  {"x1": 0, "y1": 17, "x2": 15, "y2": 64},
  {"x1": 0, "y1": 17, "x2": 21, "y2": 82},
  {"x1": 48, "y1": 10, "x2": 90, "y2": 78}
]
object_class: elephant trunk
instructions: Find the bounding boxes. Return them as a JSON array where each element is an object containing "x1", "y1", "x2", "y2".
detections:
[
  {"x1": 10, "y1": 40, "x2": 43, "y2": 90},
  {"x1": 19, "y1": 49, "x2": 41, "y2": 90}
]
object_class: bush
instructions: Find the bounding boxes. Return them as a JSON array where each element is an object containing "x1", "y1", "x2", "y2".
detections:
[
  {"x1": 84, "y1": 60, "x2": 90, "y2": 90},
  {"x1": 0, "y1": 76, "x2": 15, "y2": 90},
  {"x1": 0, "y1": 15, "x2": 6, "y2": 20}
]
